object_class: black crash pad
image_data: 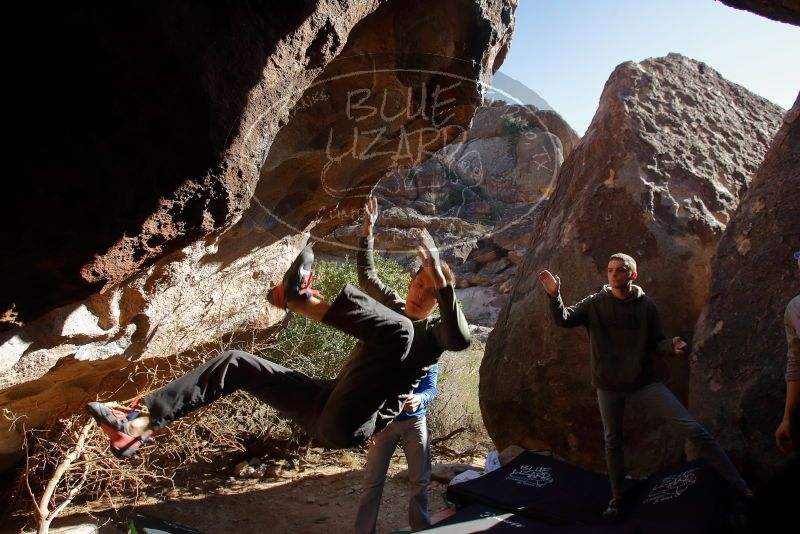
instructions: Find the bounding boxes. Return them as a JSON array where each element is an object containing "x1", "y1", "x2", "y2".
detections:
[
  {"x1": 445, "y1": 452, "x2": 736, "y2": 533},
  {"x1": 446, "y1": 451, "x2": 611, "y2": 526}
]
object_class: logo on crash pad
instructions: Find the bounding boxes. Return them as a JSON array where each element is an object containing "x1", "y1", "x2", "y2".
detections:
[
  {"x1": 506, "y1": 465, "x2": 554, "y2": 488},
  {"x1": 643, "y1": 468, "x2": 698, "y2": 504}
]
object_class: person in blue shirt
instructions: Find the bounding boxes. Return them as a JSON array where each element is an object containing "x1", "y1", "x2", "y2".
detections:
[
  {"x1": 355, "y1": 364, "x2": 438, "y2": 533},
  {"x1": 351, "y1": 194, "x2": 458, "y2": 532}
]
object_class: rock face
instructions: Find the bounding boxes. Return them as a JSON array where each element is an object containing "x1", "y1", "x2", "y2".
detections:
[
  {"x1": 689, "y1": 94, "x2": 800, "y2": 482},
  {"x1": 719, "y1": 0, "x2": 800, "y2": 26},
  {"x1": 319, "y1": 102, "x2": 579, "y2": 326},
  {"x1": 479, "y1": 54, "x2": 784, "y2": 474},
  {"x1": 2, "y1": 2, "x2": 380, "y2": 324},
  {"x1": 0, "y1": 0, "x2": 515, "y2": 465},
  {"x1": 2, "y1": 0, "x2": 515, "y2": 325}
]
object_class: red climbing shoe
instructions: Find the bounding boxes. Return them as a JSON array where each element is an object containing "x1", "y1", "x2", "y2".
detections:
[
  {"x1": 268, "y1": 241, "x2": 319, "y2": 309},
  {"x1": 85, "y1": 401, "x2": 153, "y2": 459}
]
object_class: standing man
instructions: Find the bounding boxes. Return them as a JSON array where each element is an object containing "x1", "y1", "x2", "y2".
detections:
[
  {"x1": 354, "y1": 195, "x2": 445, "y2": 533},
  {"x1": 775, "y1": 249, "x2": 800, "y2": 453},
  {"x1": 538, "y1": 253, "x2": 749, "y2": 520},
  {"x1": 354, "y1": 365, "x2": 438, "y2": 534}
]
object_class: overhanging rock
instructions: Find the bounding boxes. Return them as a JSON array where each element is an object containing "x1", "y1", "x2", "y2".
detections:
[{"x1": 0, "y1": 0, "x2": 515, "y2": 468}]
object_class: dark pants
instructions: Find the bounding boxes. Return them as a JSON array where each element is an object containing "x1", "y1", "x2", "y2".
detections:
[
  {"x1": 144, "y1": 284, "x2": 414, "y2": 449},
  {"x1": 597, "y1": 382, "x2": 747, "y2": 495}
]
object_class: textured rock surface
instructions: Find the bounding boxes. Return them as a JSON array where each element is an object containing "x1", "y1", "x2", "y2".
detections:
[
  {"x1": 2, "y1": 0, "x2": 516, "y2": 325},
  {"x1": 719, "y1": 0, "x2": 800, "y2": 26},
  {"x1": 479, "y1": 54, "x2": 784, "y2": 474},
  {"x1": 455, "y1": 286, "x2": 509, "y2": 327},
  {"x1": 318, "y1": 103, "x2": 577, "y2": 326},
  {"x1": 2, "y1": 1, "x2": 382, "y2": 323},
  {"x1": 689, "y1": 94, "x2": 800, "y2": 481},
  {"x1": 0, "y1": 0, "x2": 515, "y2": 463}
]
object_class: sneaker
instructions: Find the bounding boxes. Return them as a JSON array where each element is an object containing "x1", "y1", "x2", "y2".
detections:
[
  {"x1": 603, "y1": 497, "x2": 624, "y2": 521},
  {"x1": 268, "y1": 242, "x2": 319, "y2": 309},
  {"x1": 85, "y1": 401, "x2": 153, "y2": 459},
  {"x1": 735, "y1": 487, "x2": 755, "y2": 508},
  {"x1": 724, "y1": 488, "x2": 754, "y2": 533}
]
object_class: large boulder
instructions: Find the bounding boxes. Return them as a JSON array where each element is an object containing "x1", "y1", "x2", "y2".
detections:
[
  {"x1": 479, "y1": 54, "x2": 784, "y2": 474},
  {"x1": 2, "y1": 1, "x2": 382, "y2": 324},
  {"x1": 467, "y1": 104, "x2": 581, "y2": 156},
  {"x1": 0, "y1": 0, "x2": 515, "y2": 466},
  {"x1": 689, "y1": 94, "x2": 800, "y2": 482},
  {"x1": 315, "y1": 102, "x2": 577, "y2": 326}
]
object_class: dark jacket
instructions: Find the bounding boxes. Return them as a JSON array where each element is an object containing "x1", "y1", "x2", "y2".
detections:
[
  {"x1": 353, "y1": 235, "x2": 470, "y2": 424},
  {"x1": 550, "y1": 284, "x2": 674, "y2": 391}
]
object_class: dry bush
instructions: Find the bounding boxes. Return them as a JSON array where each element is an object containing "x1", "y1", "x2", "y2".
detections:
[
  {"x1": 10, "y1": 252, "x2": 493, "y2": 532},
  {"x1": 427, "y1": 339, "x2": 492, "y2": 457},
  {"x1": 11, "y1": 339, "x2": 298, "y2": 532},
  {"x1": 11, "y1": 255, "x2": 412, "y2": 531}
]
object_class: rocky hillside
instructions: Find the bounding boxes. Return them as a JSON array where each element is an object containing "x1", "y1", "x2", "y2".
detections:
[
  {"x1": 321, "y1": 102, "x2": 579, "y2": 326},
  {"x1": 479, "y1": 53, "x2": 785, "y2": 477}
]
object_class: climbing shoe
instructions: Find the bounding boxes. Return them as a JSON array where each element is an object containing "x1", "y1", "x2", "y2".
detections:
[
  {"x1": 268, "y1": 241, "x2": 319, "y2": 309},
  {"x1": 85, "y1": 401, "x2": 153, "y2": 459},
  {"x1": 603, "y1": 496, "x2": 624, "y2": 521}
]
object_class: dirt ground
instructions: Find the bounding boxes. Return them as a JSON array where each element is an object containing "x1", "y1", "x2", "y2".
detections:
[
  {"x1": 7, "y1": 438, "x2": 489, "y2": 534},
  {"x1": 5, "y1": 345, "x2": 491, "y2": 533}
]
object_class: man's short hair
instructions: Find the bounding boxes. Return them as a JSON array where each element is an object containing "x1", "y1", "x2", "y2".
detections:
[
  {"x1": 609, "y1": 253, "x2": 637, "y2": 274},
  {"x1": 415, "y1": 261, "x2": 455, "y2": 286}
]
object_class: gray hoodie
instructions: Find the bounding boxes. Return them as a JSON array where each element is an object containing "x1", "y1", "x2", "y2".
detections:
[{"x1": 550, "y1": 284, "x2": 674, "y2": 391}]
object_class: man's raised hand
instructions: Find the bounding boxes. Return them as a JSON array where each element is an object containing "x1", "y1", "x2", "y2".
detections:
[
  {"x1": 417, "y1": 228, "x2": 446, "y2": 288},
  {"x1": 362, "y1": 194, "x2": 378, "y2": 237},
  {"x1": 672, "y1": 337, "x2": 688, "y2": 356},
  {"x1": 538, "y1": 270, "x2": 560, "y2": 297}
]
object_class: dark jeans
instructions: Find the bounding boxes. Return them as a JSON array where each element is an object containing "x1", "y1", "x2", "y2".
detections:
[
  {"x1": 144, "y1": 284, "x2": 414, "y2": 449},
  {"x1": 597, "y1": 382, "x2": 747, "y2": 496}
]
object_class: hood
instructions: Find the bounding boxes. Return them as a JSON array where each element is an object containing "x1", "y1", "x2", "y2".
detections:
[{"x1": 602, "y1": 283, "x2": 645, "y2": 300}]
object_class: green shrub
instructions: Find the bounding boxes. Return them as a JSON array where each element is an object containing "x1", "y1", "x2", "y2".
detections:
[
  {"x1": 420, "y1": 189, "x2": 444, "y2": 206},
  {"x1": 427, "y1": 347, "x2": 490, "y2": 452},
  {"x1": 501, "y1": 114, "x2": 529, "y2": 133},
  {"x1": 445, "y1": 185, "x2": 466, "y2": 210},
  {"x1": 263, "y1": 254, "x2": 412, "y2": 379},
  {"x1": 15, "y1": 254, "x2": 427, "y2": 526},
  {"x1": 445, "y1": 168, "x2": 461, "y2": 184}
]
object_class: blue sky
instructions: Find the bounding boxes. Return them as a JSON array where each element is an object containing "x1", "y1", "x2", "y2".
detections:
[{"x1": 498, "y1": 0, "x2": 800, "y2": 135}]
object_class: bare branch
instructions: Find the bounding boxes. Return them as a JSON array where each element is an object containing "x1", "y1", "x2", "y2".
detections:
[{"x1": 430, "y1": 426, "x2": 469, "y2": 445}]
